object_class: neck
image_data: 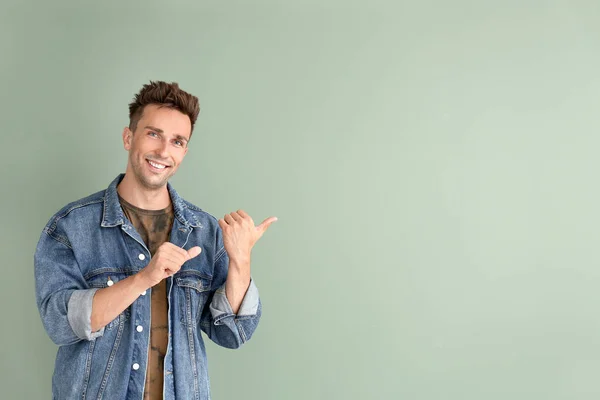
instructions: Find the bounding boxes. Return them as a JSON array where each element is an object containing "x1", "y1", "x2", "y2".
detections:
[{"x1": 117, "y1": 172, "x2": 171, "y2": 210}]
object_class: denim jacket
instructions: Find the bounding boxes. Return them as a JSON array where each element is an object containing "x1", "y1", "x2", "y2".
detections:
[{"x1": 34, "y1": 174, "x2": 262, "y2": 400}]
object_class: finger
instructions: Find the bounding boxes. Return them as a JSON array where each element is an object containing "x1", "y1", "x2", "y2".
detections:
[
  {"x1": 257, "y1": 216, "x2": 278, "y2": 233},
  {"x1": 164, "y1": 261, "x2": 183, "y2": 273},
  {"x1": 161, "y1": 242, "x2": 191, "y2": 259},
  {"x1": 164, "y1": 249, "x2": 195, "y2": 265},
  {"x1": 224, "y1": 214, "x2": 235, "y2": 225},
  {"x1": 160, "y1": 241, "x2": 184, "y2": 250},
  {"x1": 186, "y1": 246, "x2": 202, "y2": 260},
  {"x1": 230, "y1": 212, "x2": 243, "y2": 222},
  {"x1": 218, "y1": 218, "x2": 227, "y2": 230},
  {"x1": 157, "y1": 254, "x2": 185, "y2": 268},
  {"x1": 157, "y1": 241, "x2": 176, "y2": 252},
  {"x1": 237, "y1": 209, "x2": 254, "y2": 225},
  {"x1": 155, "y1": 245, "x2": 189, "y2": 266},
  {"x1": 158, "y1": 242, "x2": 187, "y2": 258}
]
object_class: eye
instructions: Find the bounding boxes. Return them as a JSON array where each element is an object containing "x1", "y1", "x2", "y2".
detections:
[
  {"x1": 174, "y1": 140, "x2": 184, "y2": 147},
  {"x1": 148, "y1": 131, "x2": 159, "y2": 137}
]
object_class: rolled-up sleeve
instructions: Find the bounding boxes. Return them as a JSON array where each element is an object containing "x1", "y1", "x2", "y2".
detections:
[
  {"x1": 67, "y1": 288, "x2": 104, "y2": 341},
  {"x1": 199, "y1": 226, "x2": 262, "y2": 348},
  {"x1": 209, "y1": 279, "x2": 260, "y2": 320},
  {"x1": 35, "y1": 230, "x2": 104, "y2": 346}
]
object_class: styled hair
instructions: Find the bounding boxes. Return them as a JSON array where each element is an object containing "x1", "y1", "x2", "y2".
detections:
[{"x1": 128, "y1": 81, "x2": 200, "y2": 136}]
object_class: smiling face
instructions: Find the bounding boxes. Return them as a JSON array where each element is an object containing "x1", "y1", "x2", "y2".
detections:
[{"x1": 122, "y1": 104, "x2": 192, "y2": 191}]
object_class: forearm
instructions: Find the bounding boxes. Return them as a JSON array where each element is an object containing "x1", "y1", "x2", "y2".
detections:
[
  {"x1": 225, "y1": 259, "x2": 251, "y2": 314},
  {"x1": 91, "y1": 273, "x2": 150, "y2": 332}
]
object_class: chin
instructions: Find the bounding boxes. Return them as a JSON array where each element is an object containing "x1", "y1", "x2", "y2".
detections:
[
  {"x1": 147, "y1": 176, "x2": 170, "y2": 188},
  {"x1": 133, "y1": 172, "x2": 167, "y2": 190}
]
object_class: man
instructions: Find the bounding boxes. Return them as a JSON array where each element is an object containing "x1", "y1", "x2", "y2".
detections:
[{"x1": 34, "y1": 81, "x2": 276, "y2": 399}]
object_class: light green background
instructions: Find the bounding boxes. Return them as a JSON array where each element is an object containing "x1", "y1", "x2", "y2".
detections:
[{"x1": 1, "y1": 1, "x2": 600, "y2": 399}]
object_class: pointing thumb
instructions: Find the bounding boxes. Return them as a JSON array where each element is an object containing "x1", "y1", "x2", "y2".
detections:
[{"x1": 187, "y1": 246, "x2": 202, "y2": 260}]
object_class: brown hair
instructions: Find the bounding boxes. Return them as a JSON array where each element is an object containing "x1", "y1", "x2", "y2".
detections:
[{"x1": 128, "y1": 81, "x2": 200, "y2": 137}]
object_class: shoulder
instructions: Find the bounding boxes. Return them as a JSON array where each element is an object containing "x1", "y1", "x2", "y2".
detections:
[{"x1": 44, "y1": 189, "x2": 105, "y2": 234}]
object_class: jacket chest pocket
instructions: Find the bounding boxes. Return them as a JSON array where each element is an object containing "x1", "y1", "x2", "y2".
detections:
[
  {"x1": 85, "y1": 269, "x2": 134, "y2": 330},
  {"x1": 175, "y1": 273, "x2": 212, "y2": 326}
]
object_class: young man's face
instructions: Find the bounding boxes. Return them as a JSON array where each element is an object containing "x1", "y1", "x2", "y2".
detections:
[{"x1": 122, "y1": 104, "x2": 192, "y2": 190}]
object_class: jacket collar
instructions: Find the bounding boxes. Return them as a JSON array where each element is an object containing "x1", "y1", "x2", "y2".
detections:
[{"x1": 101, "y1": 174, "x2": 202, "y2": 228}]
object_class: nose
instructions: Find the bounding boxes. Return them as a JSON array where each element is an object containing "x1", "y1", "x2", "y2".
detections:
[{"x1": 156, "y1": 138, "x2": 169, "y2": 158}]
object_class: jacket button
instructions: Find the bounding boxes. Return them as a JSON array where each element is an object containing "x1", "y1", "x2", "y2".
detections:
[
  {"x1": 141, "y1": 290, "x2": 147, "y2": 296},
  {"x1": 138, "y1": 254, "x2": 146, "y2": 261},
  {"x1": 136, "y1": 325, "x2": 143, "y2": 332},
  {"x1": 107, "y1": 279, "x2": 114, "y2": 287},
  {"x1": 132, "y1": 363, "x2": 140, "y2": 370}
]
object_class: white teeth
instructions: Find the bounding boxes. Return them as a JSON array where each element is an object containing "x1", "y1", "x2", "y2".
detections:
[{"x1": 148, "y1": 160, "x2": 166, "y2": 169}]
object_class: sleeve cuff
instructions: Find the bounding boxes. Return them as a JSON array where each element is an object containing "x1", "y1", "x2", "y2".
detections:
[
  {"x1": 209, "y1": 279, "x2": 260, "y2": 323},
  {"x1": 67, "y1": 289, "x2": 105, "y2": 340}
]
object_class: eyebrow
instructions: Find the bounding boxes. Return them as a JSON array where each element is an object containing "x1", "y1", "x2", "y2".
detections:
[{"x1": 144, "y1": 125, "x2": 189, "y2": 143}]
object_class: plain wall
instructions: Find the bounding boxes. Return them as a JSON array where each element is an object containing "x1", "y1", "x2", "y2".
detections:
[{"x1": 2, "y1": 1, "x2": 600, "y2": 399}]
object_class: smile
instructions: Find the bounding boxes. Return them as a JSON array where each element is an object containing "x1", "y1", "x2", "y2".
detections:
[{"x1": 147, "y1": 159, "x2": 169, "y2": 170}]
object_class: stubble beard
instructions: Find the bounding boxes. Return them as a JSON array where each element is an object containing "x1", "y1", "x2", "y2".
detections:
[{"x1": 130, "y1": 154, "x2": 173, "y2": 191}]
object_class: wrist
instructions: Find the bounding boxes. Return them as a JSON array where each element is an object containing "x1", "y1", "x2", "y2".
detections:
[
  {"x1": 228, "y1": 253, "x2": 251, "y2": 269},
  {"x1": 225, "y1": 272, "x2": 251, "y2": 296},
  {"x1": 227, "y1": 259, "x2": 250, "y2": 282},
  {"x1": 133, "y1": 270, "x2": 153, "y2": 292}
]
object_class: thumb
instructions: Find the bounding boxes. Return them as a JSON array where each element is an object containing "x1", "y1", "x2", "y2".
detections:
[
  {"x1": 186, "y1": 246, "x2": 202, "y2": 260},
  {"x1": 257, "y1": 216, "x2": 278, "y2": 233}
]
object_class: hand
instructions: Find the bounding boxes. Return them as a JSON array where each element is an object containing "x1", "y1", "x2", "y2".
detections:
[
  {"x1": 138, "y1": 242, "x2": 202, "y2": 288},
  {"x1": 218, "y1": 210, "x2": 277, "y2": 264}
]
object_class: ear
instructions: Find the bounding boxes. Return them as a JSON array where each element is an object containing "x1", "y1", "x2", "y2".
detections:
[{"x1": 122, "y1": 127, "x2": 133, "y2": 151}]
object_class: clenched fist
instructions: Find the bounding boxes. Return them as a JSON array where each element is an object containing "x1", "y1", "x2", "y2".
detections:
[{"x1": 139, "y1": 242, "x2": 202, "y2": 288}]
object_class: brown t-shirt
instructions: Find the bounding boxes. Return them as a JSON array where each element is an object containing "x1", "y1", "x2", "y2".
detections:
[{"x1": 119, "y1": 195, "x2": 173, "y2": 400}]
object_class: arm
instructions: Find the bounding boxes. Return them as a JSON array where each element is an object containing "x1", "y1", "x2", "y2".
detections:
[
  {"x1": 35, "y1": 228, "x2": 200, "y2": 343},
  {"x1": 225, "y1": 258, "x2": 251, "y2": 314},
  {"x1": 35, "y1": 231, "x2": 101, "y2": 345},
  {"x1": 91, "y1": 242, "x2": 201, "y2": 332},
  {"x1": 200, "y1": 248, "x2": 262, "y2": 349},
  {"x1": 220, "y1": 210, "x2": 276, "y2": 312},
  {"x1": 90, "y1": 274, "x2": 149, "y2": 332},
  {"x1": 199, "y1": 210, "x2": 275, "y2": 348}
]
